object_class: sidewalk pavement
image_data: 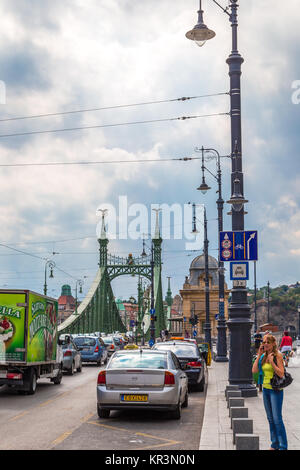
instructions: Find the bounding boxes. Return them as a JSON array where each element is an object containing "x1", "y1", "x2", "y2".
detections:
[{"x1": 199, "y1": 356, "x2": 300, "y2": 450}]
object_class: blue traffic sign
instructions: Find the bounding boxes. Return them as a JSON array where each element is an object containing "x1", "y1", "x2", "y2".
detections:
[
  {"x1": 148, "y1": 338, "x2": 155, "y2": 347},
  {"x1": 220, "y1": 231, "x2": 258, "y2": 262},
  {"x1": 150, "y1": 308, "x2": 156, "y2": 315}
]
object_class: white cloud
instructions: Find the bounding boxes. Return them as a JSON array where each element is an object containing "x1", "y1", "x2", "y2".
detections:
[{"x1": 0, "y1": 0, "x2": 297, "y2": 298}]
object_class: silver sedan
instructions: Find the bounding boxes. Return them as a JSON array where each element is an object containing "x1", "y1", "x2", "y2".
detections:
[{"x1": 96, "y1": 349, "x2": 188, "y2": 419}]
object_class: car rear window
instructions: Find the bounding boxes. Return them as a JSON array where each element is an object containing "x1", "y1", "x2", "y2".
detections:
[
  {"x1": 154, "y1": 344, "x2": 199, "y2": 357},
  {"x1": 61, "y1": 342, "x2": 73, "y2": 349},
  {"x1": 109, "y1": 353, "x2": 167, "y2": 369},
  {"x1": 103, "y1": 337, "x2": 113, "y2": 344},
  {"x1": 198, "y1": 343, "x2": 208, "y2": 353},
  {"x1": 73, "y1": 337, "x2": 96, "y2": 347}
]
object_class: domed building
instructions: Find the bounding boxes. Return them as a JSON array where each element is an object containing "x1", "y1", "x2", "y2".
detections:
[
  {"x1": 58, "y1": 285, "x2": 76, "y2": 323},
  {"x1": 179, "y1": 254, "x2": 230, "y2": 338}
]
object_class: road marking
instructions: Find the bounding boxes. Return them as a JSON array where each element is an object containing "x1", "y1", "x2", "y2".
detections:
[
  {"x1": 87, "y1": 421, "x2": 182, "y2": 449},
  {"x1": 8, "y1": 410, "x2": 29, "y2": 422},
  {"x1": 50, "y1": 411, "x2": 95, "y2": 448},
  {"x1": 87, "y1": 421, "x2": 130, "y2": 433},
  {"x1": 38, "y1": 391, "x2": 71, "y2": 407},
  {"x1": 81, "y1": 412, "x2": 94, "y2": 422},
  {"x1": 51, "y1": 431, "x2": 73, "y2": 446},
  {"x1": 8, "y1": 378, "x2": 95, "y2": 423},
  {"x1": 135, "y1": 431, "x2": 178, "y2": 442},
  {"x1": 136, "y1": 440, "x2": 181, "y2": 450}
]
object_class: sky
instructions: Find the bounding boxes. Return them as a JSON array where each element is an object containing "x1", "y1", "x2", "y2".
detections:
[{"x1": 0, "y1": 0, "x2": 299, "y2": 305}]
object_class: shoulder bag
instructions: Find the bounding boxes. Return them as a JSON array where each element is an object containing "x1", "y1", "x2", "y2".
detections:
[{"x1": 270, "y1": 355, "x2": 293, "y2": 391}]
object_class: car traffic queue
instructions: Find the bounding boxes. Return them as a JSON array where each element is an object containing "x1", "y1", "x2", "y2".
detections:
[{"x1": 96, "y1": 336, "x2": 208, "y2": 420}]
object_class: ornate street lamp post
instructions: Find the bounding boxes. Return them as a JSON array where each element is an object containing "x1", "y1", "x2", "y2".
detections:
[
  {"x1": 186, "y1": 0, "x2": 257, "y2": 395},
  {"x1": 254, "y1": 261, "x2": 257, "y2": 332},
  {"x1": 197, "y1": 146, "x2": 228, "y2": 361},
  {"x1": 203, "y1": 207, "x2": 211, "y2": 348}
]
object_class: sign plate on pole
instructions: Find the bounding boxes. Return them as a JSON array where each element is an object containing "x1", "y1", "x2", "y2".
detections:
[
  {"x1": 230, "y1": 261, "x2": 249, "y2": 280},
  {"x1": 233, "y1": 280, "x2": 247, "y2": 288}
]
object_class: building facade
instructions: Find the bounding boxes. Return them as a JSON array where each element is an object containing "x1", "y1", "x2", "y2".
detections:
[{"x1": 179, "y1": 254, "x2": 230, "y2": 339}]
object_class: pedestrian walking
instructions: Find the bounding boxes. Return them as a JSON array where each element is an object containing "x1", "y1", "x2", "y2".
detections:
[
  {"x1": 254, "y1": 329, "x2": 263, "y2": 351},
  {"x1": 252, "y1": 334, "x2": 288, "y2": 450},
  {"x1": 280, "y1": 330, "x2": 293, "y2": 367}
]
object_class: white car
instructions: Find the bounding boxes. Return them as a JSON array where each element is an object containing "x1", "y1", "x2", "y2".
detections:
[{"x1": 96, "y1": 349, "x2": 188, "y2": 420}]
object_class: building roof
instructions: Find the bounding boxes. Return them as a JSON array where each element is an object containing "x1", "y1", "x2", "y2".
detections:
[
  {"x1": 190, "y1": 254, "x2": 218, "y2": 270},
  {"x1": 188, "y1": 254, "x2": 219, "y2": 287},
  {"x1": 58, "y1": 295, "x2": 75, "y2": 306}
]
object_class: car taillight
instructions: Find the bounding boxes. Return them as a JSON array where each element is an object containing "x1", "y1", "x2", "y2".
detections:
[
  {"x1": 7, "y1": 373, "x2": 23, "y2": 380},
  {"x1": 164, "y1": 371, "x2": 175, "y2": 386},
  {"x1": 187, "y1": 361, "x2": 202, "y2": 368},
  {"x1": 97, "y1": 370, "x2": 106, "y2": 385},
  {"x1": 94, "y1": 346, "x2": 99, "y2": 353},
  {"x1": 110, "y1": 344, "x2": 114, "y2": 350},
  {"x1": 64, "y1": 350, "x2": 72, "y2": 357}
]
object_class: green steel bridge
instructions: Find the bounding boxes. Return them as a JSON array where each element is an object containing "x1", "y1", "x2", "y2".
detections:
[{"x1": 58, "y1": 214, "x2": 166, "y2": 339}]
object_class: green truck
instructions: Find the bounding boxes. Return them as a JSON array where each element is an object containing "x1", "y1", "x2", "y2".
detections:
[{"x1": 0, "y1": 290, "x2": 63, "y2": 394}]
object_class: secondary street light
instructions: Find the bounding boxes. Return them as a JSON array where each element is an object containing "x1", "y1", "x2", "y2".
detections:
[
  {"x1": 186, "y1": 0, "x2": 256, "y2": 395},
  {"x1": 75, "y1": 279, "x2": 84, "y2": 315},
  {"x1": 196, "y1": 146, "x2": 228, "y2": 362},
  {"x1": 203, "y1": 206, "x2": 211, "y2": 348},
  {"x1": 44, "y1": 260, "x2": 55, "y2": 296}
]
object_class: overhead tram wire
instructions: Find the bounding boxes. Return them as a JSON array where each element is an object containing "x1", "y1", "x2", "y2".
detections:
[
  {"x1": 0, "y1": 241, "x2": 78, "y2": 281},
  {"x1": 0, "y1": 111, "x2": 229, "y2": 140},
  {"x1": 0, "y1": 92, "x2": 229, "y2": 122},
  {"x1": 0, "y1": 154, "x2": 230, "y2": 168}
]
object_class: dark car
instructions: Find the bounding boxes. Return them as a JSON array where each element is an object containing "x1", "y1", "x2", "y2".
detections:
[
  {"x1": 73, "y1": 335, "x2": 108, "y2": 366},
  {"x1": 152, "y1": 341, "x2": 206, "y2": 391}
]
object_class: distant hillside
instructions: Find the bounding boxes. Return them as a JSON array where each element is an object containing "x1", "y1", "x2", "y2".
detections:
[
  {"x1": 248, "y1": 284, "x2": 300, "y2": 313},
  {"x1": 247, "y1": 283, "x2": 300, "y2": 334}
]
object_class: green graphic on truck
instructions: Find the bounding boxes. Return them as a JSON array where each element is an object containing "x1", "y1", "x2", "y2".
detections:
[
  {"x1": 27, "y1": 293, "x2": 58, "y2": 362},
  {"x1": 0, "y1": 293, "x2": 26, "y2": 362},
  {"x1": 0, "y1": 292, "x2": 58, "y2": 363}
]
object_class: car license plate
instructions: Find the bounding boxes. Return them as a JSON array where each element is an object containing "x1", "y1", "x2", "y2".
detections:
[{"x1": 121, "y1": 394, "x2": 148, "y2": 402}]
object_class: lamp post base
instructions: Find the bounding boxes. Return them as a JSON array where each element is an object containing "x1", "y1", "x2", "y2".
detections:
[
  {"x1": 233, "y1": 383, "x2": 258, "y2": 398},
  {"x1": 215, "y1": 356, "x2": 229, "y2": 362},
  {"x1": 215, "y1": 319, "x2": 228, "y2": 362},
  {"x1": 204, "y1": 323, "x2": 211, "y2": 350},
  {"x1": 227, "y1": 288, "x2": 257, "y2": 397}
]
